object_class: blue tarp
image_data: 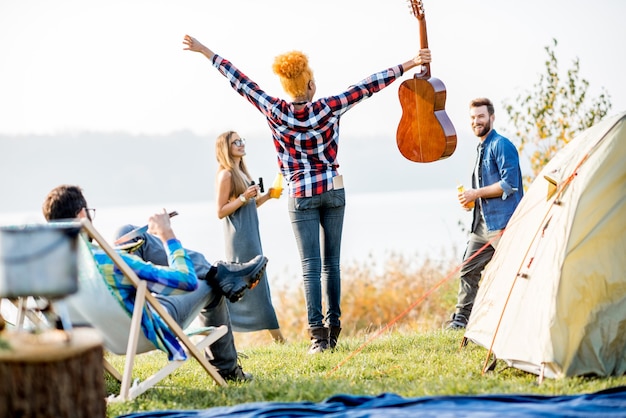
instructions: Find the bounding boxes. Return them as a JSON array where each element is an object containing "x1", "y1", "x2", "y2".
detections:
[{"x1": 118, "y1": 386, "x2": 626, "y2": 417}]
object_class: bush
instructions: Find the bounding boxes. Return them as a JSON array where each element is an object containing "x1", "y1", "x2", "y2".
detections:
[{"x1": 234, "y1": 252, "x2": 459, "y2": 347}]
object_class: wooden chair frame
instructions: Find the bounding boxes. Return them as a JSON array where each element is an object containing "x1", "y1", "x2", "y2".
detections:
[{"x1": 79, "y1": 219, "x2": 228, "y2": 401}]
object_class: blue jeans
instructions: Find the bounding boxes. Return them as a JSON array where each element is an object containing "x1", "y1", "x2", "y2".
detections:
[
  {"x1": 115, "y1": 225, "x2": 238, "y2": 373},
  {"x1": 288, "y1": 189, "x2": 345, "y2": 329}
]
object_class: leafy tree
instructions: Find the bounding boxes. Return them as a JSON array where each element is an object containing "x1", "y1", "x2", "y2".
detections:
[{"x1": 503, "y1": 38, "x2": 612, "y2": 187}]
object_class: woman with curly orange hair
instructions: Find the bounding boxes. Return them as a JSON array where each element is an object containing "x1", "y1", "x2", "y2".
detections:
[{"x1": 183, "y1": 34, "x2": 430, "y2": 354}]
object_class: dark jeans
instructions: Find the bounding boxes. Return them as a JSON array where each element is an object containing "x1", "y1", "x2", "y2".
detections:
[
  {"x1": 288, "y1": 189, "x2": 345, "y2": 329},
  {"x1": 115, "y1": 225, "x2": 238, "y2": 373}
]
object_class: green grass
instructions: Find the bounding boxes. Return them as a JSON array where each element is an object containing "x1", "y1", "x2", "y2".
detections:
[
  {"x1": 105, "y1": 330, "x2": 626, "y2": 417},
  {"x1": 103, "y1": 252, "x2": 625, "y2": 416}
]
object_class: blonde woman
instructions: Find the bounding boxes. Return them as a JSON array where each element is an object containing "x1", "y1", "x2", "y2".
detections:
[{"x1": 215, "y1": 130, "x2": 284, "y2": 343}]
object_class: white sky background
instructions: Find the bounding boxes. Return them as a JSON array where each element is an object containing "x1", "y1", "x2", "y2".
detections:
[{"x1": 1, "y1": 0, "x2": 624, "y2": 141}]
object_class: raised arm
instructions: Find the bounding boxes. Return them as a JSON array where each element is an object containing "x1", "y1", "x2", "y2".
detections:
[
  {"x1": 184, "y1": 33, "x2": 430, "y2": 76},
  {"x1": 120, "y1": 209, "x2": 198, "y2": 294},
  {"x1": 183, "y1": 35, "x2": 215, "y2": 61},
  {"x1": 401, "y1": 48, "x2": 432, "y2": 73},
  {"x1": 147, "y1": 209, "x2": 177, "y2": 243}
]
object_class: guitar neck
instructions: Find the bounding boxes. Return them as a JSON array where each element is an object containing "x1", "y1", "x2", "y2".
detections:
[
  {"x1": 418, "y1": 16, "x2": 431, "y2": 77},
  {"x1": 419, "y1": 15, "x2": 429, "y2": 49}
]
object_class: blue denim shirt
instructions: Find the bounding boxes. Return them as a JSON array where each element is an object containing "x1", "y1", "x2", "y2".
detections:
[{"x1": 472, "y1": 129, "x2": 523, "y2": 232}]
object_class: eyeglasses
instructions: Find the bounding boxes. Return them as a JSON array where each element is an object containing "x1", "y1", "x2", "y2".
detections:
[
  {"x1": 231, "y1": 138, "x2": 246, "y2": 147},
  {"x1": 86, "y1": 208, "x2": 96, "y2": 220}
]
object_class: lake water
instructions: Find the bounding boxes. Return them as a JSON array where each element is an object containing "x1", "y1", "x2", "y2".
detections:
[{"x1": 0, "y1": 189, "x2": 469, "y2": 287}]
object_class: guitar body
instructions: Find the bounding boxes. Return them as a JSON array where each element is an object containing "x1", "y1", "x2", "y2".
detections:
[
  {"x1": 396, "y1": 0, "x2": 457, "y2": 163},
  {"x1": 397, "y1": 74, "x2": 457, "y2": 162}
]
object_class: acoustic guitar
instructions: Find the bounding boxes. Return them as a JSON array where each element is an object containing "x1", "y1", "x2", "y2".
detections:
[{"x1": 396, "y1": 0, "x2": 457, "y2": 163}]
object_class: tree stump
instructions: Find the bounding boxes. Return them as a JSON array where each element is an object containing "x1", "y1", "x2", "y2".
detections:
[{"x1": 0, "y1": 328, "x2": 105, "y2": 418}]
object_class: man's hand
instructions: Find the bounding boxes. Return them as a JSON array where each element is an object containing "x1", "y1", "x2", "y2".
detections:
[
  {"x1": 458, "y1": 189, "x2": 475, "y2": 211},
  {"x1": 148, "y1": 209, "x2": 176, "y2": 242}
]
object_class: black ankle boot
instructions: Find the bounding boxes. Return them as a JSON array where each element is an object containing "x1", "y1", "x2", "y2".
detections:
[
  {"x1": 219, "y1": 365, "x2": 253, "y2": 383},
  {"x1": 329, "y1": 326, "x2": 342, "y2": 349},
  {"x1": 207, "y1": 255, "x2": 268, "y2": 302},
  {"x1": 308, "y1": 327, "x2": 329, "y2": 354}
]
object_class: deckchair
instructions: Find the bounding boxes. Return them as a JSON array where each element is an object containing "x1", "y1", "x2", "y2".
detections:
[
  {"x1": 1, "y1": 297, "x2": 48, "y2": 331},
  {"x1": 55, "y1": 219, "x2": 228, "y2": 401}
]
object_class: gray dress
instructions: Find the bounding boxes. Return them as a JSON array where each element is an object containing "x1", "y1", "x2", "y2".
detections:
[{"x1": 224, "y1": 196, "x2": 280, "y2": 332}]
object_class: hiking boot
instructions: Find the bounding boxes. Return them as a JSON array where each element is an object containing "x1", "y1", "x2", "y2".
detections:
[
  {"x1": 329, "y1": 326, "x2": 342, "y2": 349},
  {"x1": 209, "y1": 255, "x2": 268, "y2": 302},
  {"x1": 308, "y1": 327, "x2": 329, "y2": 354},
  {"x1": 444, "y1": 313, "x2": 468, "y2": 330},
  {"x1": 219, "y1": 365, "x2": 253, "y2": 383}
]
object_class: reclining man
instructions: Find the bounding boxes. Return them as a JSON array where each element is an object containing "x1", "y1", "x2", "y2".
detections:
[{"x1": 42, "y1": 184, "x2": 266, "y2": 382}]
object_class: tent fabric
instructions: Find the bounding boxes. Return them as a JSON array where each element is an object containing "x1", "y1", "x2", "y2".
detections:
[
  {"x1": 465, "y1": 112, "x2": 626, "y2": 379},
  {"x1": 117, "y1": 387, "x2": 626, "y2": 417}
]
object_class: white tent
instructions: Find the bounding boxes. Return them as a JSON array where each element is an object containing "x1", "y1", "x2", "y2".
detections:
[{"x1": 465, "y1": 111, "x2": 626, "y2": 380}]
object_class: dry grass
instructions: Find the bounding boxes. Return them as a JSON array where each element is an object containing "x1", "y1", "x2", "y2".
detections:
[{"x1": 233, "y1": 251, "x2": 460, "y2": 348}]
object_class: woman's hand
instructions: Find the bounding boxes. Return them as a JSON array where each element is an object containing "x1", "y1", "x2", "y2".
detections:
[
  {"x1": 183, "y1": 34, "x2": 215, "y2": 60},
  {"x1": 268, "y1": 187, "x2": 283, "y2": 199},
  {"x1": 412, "y1": 48, "x2": 431, "y2": 66},
  {"x1": 401, "y1": 48, "x2": 431, "y2": 73},
  {"x1": 241, "y1": 184, "x2": 260, "y2": 201},
  {"x1": 182, "y1": 35, "x2": 202, "y2": 52}
]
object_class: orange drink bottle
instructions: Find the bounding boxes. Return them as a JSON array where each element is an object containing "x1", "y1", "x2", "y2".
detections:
[
  {"x1": 270, "y1": 173, "x2": 283, "y2": 198},
  {"x1": 457, "y1": 184, "x2": 474, "y2": 209}
]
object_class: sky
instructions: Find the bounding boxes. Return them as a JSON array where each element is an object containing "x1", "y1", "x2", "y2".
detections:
[
  {"x1": 1, "y1": 0, "x2": 624, "y2": 138},
  {"x1": 0, "y1": 0, "x2": 625, "y2": 212}
]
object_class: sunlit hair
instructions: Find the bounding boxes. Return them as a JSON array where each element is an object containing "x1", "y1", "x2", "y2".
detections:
[
  {"x1": 215, "y1": 131, "x2": 252, "y2": 198},
  {"x1": 42, "y1": 184, "x2": 87, "y2": 221},
  {"x1": 470, "y1": 97, "x2": 495, "y2": 116},
  {"x1": 272, "y1": 50, "x2": 313, "y2": 99}
]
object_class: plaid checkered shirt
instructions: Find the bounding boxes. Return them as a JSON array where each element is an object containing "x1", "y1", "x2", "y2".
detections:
[{"x1": 211, "y1": 54, "x2": 405, "y2": 197}]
